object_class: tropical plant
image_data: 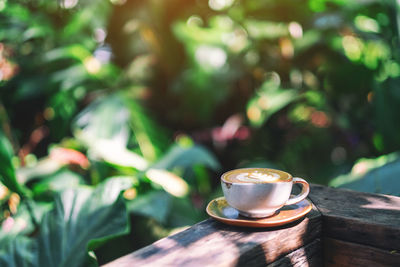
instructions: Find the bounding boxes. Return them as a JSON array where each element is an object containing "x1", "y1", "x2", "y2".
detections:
[{"x1": 1, "y1": 0, "x2": 400, "y2": 265}]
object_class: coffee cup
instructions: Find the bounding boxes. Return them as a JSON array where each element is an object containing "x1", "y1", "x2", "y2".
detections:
[{"x1": 221, "y1": 168, "x2": 310, "y2": 218}]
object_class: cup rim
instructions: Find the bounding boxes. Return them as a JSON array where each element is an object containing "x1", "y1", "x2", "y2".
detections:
[{"x1": 221, "y1": 168, "x2": 292, "y2": 184}]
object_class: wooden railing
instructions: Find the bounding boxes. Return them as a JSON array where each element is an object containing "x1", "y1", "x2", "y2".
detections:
[{"x1": 103, "y1": 185, "x2": 400, "y2": 266}]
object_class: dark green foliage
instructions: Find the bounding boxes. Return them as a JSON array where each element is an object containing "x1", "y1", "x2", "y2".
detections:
[{"x1": 1, "y1": 0, "x2": 400, "y2": 265}]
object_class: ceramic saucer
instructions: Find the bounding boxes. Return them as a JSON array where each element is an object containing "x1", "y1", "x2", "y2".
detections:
[{"x1": 206, "y1": 197, "x2": 312, "y2": 227}]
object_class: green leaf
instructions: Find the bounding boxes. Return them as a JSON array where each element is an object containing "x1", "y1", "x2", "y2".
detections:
[
  {"x1": 124, "y1": 97, "x2": 169, "y2": 161},
  {"x1": 17, "y1": 158, "x2": 63, "y2": 185},
  {"x1": 73, "y1": 93, "x2": 130, "y2": 147},
  {"x1": 44, "y1": 45, "x2": 92, "y2": 63},
  {"x1": 0, "y1": 236, "x2": 35, "y2": 267},
  {"x1": 153, "y1": 143, "x2": 220, "y2": 171},
  {"x1": 89, "y1": 139, "x2": 149, "y2": 171},
  {"x1": 244, "y1": 20, "x2": 289, "y2": 40},
  {"x1": 127, "y1": 190, "x2": 172, "y2": 224},
  {"x1": 145, "y1": 169, "x2": 189, "y2": 197},
  {"x1": 0, "y1": 131, "x2": 30, "y2": 197},
  {"x1": 36, "y1": 177, "x2": 133, "y2": 267},
  {"x1": 329, "y1": 152, "x2": 400, "y2": 195},
  {"x1": 32, "y1": 168, "x2": 84, "y2": 196},
  {"x1": 247, "y1": 80, "x2": 298, "y2": 127},
  {"x1": 166, "y1": 197, "x2": 202, "y2": 227},
  {"x1": 0, "y1": 204, "x2": 38, "y2": 266}
]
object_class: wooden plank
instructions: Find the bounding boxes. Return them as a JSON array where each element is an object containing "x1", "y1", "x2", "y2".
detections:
[
  {"x1": 308, "y1": 184, "x2": 400, "y2": 250},
  {"x1": 324, "y1": 237, "x2": 400, "y2": 267},
  {"x1": 267, "y1": 238, "x2": 322, "y2": 267},
  {"x1": 103, "y1": 206, "x2": 321, "y2": 267}
]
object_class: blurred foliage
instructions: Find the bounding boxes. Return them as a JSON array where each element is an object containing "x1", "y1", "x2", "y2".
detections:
[{"x1": 1, "y1": 0, "x2": 400, "y2": 265}]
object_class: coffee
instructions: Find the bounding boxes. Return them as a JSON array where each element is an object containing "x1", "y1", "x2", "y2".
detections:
[
  {"x1": 222, "y1": 168, "x2": 290, "y2": 183},
  {"x1": 221, "y1": 168, "x2": 310, "y2": 218}
]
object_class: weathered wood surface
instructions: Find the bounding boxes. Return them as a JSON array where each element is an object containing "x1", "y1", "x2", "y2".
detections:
[
  {"x1": 104, "y1": 184, "x2": 400, "y2": 266},
  {"x1": 104, "y1": 206, "x2": 321, "y2": 266},
  {"x1": 267, "y1": 238, "x2": 322, "y2": 267},
  {"x1": 324, "y1": 237, "x2": 400, "y2": 267},
  {"x1": 308, "y1": 184, "x2": 400, "y2": 250}
]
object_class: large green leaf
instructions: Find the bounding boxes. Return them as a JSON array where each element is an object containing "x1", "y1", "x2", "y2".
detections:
[
  {"x1": 32, "y1": 168, "x2": 84, "y2": 197},
  {"x1": 127, "y1": 190, "x2": 202, "y2": 226},
  {"x1": 329, "y1": 152, "x2": 400, "y2": 195},
  {"x1": 127, "y1": 190, "x2": 172, "y2": 224},
  {"x1": 72, "y1": 94, "x2": 130, "y2": 148},
  {"x1": 247, "y1": 81, "x2": 298, "y2": 127},
  {"x1": 0, "y1": 131, "x2": 30, "y2": 197},
  {"x1": 35, "y1": 177, "x2": 133, "y2": 267},
  {"x1": 124, "y1": 97, "x2": 169, "y2": 161},
  {"x1": 153, "y1": 143, "x2": 220, "y2": 171},
  {"x1": 89, "y1": 139, "x2": 149, "y2": 171},
  {"x1": 0, "y1": 236, "x2": 35, "y2": 267}
]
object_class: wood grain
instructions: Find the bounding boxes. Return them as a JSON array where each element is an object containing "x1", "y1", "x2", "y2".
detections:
[
  {"x1": 103, "y1": 206, "x2": 321, "y2": 267},
  {"x1": 324, "y1": 237, "x2": 400, "y2": 267},
  {"x1": 103, "y1": 184, "x2": 400, "y2": 266},
  {"x1": 308, "y1": 184, "x2": 400, "y2": 250},
  {"x1": 267, "y1": 238, "x2": 322, "y2": 267}
]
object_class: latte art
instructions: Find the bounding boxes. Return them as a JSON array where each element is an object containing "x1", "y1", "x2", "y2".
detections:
[
  {"x1": 222, "y1": 168, "x2": 290, "y2": 183},
  {"x1": 235, "y1": 171, "x2": 280, "y2": 183}
]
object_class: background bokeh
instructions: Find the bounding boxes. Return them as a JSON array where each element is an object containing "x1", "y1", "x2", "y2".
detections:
[{"x1": 1, "y1": 0, "x2": 400, "y2": 265}]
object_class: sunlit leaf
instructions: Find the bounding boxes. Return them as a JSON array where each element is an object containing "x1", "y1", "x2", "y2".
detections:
[
  {"x1": 247, "y1": 82, "x2": 298, "y2": 127},
  {"x1": 36, "y1": 177, "x2": 133, "y2": 267},
  {"x1": 146, "y1": 169, "x2": 189, "y2": 197},
  {"x1": 124, "y1": 98, "x2": 169, "y2": 161},
  {"x1": 32, "y1": 168, "x2": 84, "y2": 196},
  {"x1": 355, "y1": 15, "x2": 380, "y2": 33},
  {"x1": 153, "y1": 144, "x2": 220, "y2": 171},
  {"x1": 89, "y1": 139, "x2": 149, "y2": 171},
  {"x1": 17, "y1": 158, "x2": 62, "y2": 185},
  {"x1": 44, "y1": 45, "x2": 92, "y2": 63},
  {"x1": 73, "y1": 93, "x2": 130, "y2": 147},
  {"x1": 244, "y1": 20, "x2": 289, "y2": 40},
  {"x1": 330, "y1": 152, "x2": 400, "y2": 195}
]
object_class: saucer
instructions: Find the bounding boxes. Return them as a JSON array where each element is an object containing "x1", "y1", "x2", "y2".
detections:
[{"x1": 206, "y1": 197, "x2": 312, "y2": 228}]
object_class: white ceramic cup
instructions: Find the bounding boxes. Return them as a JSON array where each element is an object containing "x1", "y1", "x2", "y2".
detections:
[{"x1": 221, "y1": 168, "x2": 310, "y2": 218}]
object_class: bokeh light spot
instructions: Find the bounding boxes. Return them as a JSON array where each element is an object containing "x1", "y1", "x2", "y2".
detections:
[
  {"x1": 0, "y1": 0, "x2": 7, "y2": 11},
  {"x1": 84, "y1": 56, "x2": 101, "y2": 74},
  {"x1": 247, "y1": 106, "x2": 261, "y2": 122},
  {"x1": 310, "y1": 110, "x2": 330, "y2": 128},
  {"x1": 288, "y1": 22, "x2": 303, "y2": 39},
  {"x1": 44, "y1": 107, "x2": 55, "y2": 120},
  {"x1": 209, "y1": 0, "x2": 235, "y2": 11},
  {"x1": 342, "y1": 36, "x2": 363, "y2": 61},
  {"x1": 355, "y1": 15, "x2": 380, "y2": 33},
  {"x1": 61, "y1": 0, "x2": 78, "y2": 9},
  {"x1": 279, "y1": 38, "x2": 294, "y2": 58},
  {"x1": 94, "y1": 28, "x2": 107, "y2": 43},
  {"x1": 195, "y1": 45, "x2": 227, "y2": 69},
  {"x1": 367, "y1": 92, "x2": 374, "y2": 103},
  {"x1": 187, "y1": 15, "x2": 203, "y2": 27},
  {"x1": 123, "y1": 188, "x2": 137, "y2": 200},
  {"x1": 110, "y1": 0, "x2": 127, "y2": 5}
]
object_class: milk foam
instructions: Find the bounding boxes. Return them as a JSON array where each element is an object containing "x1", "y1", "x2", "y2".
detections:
[{"x1": 235, "y1": 171, "x2": 280, "y2": 183}]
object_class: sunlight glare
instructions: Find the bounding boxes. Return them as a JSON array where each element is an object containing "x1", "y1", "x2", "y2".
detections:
[
  {"x1": 209, "y1": 0, "x2": 234, "y2": 11},
  {"x1": 195, "y1": 45, "x2": 227, "y2": 69},
  {"x1": 289, "y1": 22, "x2": 303, "y2": 39},
  {"x1": 84, "y1": 56, "x2": 101, "y2": 74},
  {"x1": 62, "y1": 0, "x2": 78, "y2": 9}
]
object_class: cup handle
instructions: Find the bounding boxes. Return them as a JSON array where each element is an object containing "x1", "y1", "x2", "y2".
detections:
[{"x1": 285, "y1": 177, "x2": 310, "y2": 205}]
